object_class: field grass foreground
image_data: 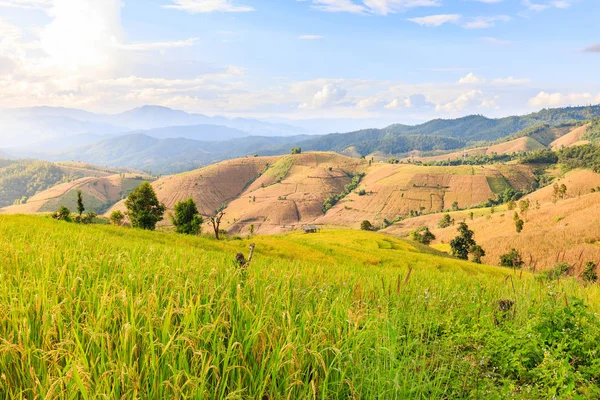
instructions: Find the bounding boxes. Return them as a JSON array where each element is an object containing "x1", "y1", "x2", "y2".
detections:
[{"x1": 1, "y1": 215, "x2": 600, "y2": 399}]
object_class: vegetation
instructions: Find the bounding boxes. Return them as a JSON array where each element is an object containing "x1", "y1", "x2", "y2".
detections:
[
  {"x1": 109, "y1": 210, "x2": 125, "y2": 226},
  {"x1": 582, "y1": 261, "x2": 598, "y2": 283},
  {"x1": 470, "y1": 245, "x2": 486, "y2": 264},
  {"x1": 438, "y1": 213, "x2": 454, "y2": 228},
  {"x1": 500, "y1": 248, "x2": 524, "y2": 269},
  {"x1": 322, "y1": 173, "x2": 365, "y2": 213},
  {"x1": 209, "y1": 206, "x2": 226, "y2": 240},
  {"x1": 124, "y1": 182, "x2": 166, "y2": 230},
  {"x1": 0, "y1": 160, "x2": 68, "y2": 207},
  {"x1": 170, "y1": 198, "x2": 204, "y2": 235},
  {"x1": 449, "y1": 222, "x2": 478, "y2": 260},
  {"x1": 290, "y1": 146, "x2": 302, "y2": 155},
  {"x1": 3, "y1": 215, "x2": 600, "y2": 398},
  {"x1": 410, "y1": 226, "x2": 436, "y2": 245},
  {"x1": 558, "y1": 144, "x2": 600, "y2": 172},
  {"x1": 360, "y1": 220, "x2": 373, "y2": 231},
  {"x1": 76, "y1": 190, "x2": 85, "y2": 218}
]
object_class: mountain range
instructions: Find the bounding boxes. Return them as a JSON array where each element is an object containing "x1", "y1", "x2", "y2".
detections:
[{"x1": 2, "y1": 104, "x2": 600, "y2": 174}]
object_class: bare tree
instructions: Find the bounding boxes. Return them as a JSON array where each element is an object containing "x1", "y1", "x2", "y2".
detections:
[{"x1": 209, "y1": 206, "x2": 226, "y2": 240}]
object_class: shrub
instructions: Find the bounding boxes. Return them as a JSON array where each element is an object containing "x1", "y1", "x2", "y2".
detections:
[
  {"x1": 360, "y1": 220, "x2": 373, "y2": 231},
  {"x1": 52, "y1": 206, "x2": 71, "y2": 222},
  {"x1": 358, "y1": 189, "x2": 367, "y2": 196},
  {"x1": 290, "y1": 147, "x2": 302, "y2": 155},
  {"x1": 438, "y1": 214, "x2": 454, "y2": 228},
  {"x1": 539, "y1": 262, "x2": 570, "y2": 280},
  {"x1": 110, "y1": 210, "x2": 125, "y2": 226},
  {"x1": 500, "y1": 248, "x2": 524, "y2": 269},
  {"x1": 515, "y1": 219, "x2": 524, "y2": 233},
  {"x1": 582, "y1": 261, "x2": 598, "y2": 283},
  {"x1": 410, "y1": 226, "x2": 436, "y2": 245}
]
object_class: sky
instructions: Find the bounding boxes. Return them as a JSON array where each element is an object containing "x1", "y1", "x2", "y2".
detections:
[{"x1": 0, "y1": 0, "x2": 599, "y2": 124}]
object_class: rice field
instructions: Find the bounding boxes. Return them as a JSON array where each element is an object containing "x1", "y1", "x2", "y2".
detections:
[{"x1": 1, "y1": 215, "x2": 600, "y2": 399}]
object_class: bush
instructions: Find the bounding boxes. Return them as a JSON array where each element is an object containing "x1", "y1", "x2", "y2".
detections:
[
  {"x1": 470, "y1": 245, "x2": 486, "y2": 264},
  {"x1": 358, "y1": 189, "x2": 367, "y2": 196},
  {"x1": 500, "y1": 248, "x2": 524, "y2": 269},
  {"x1": 438, "y1": 214, "x2": 454, "y2": 228},
  {"x1": 582, "y1": 261, "x2": 598, "y2": 283},
  {"x1": 290, "y1": 147, "x2": 302, "y2": 155},
  {"x1": 539, "y1": 262, "x2": 570, "y2": 281},
  {"x1": 515, "y1": 219, "x2": 524, "y2": 233},
  {"x1": 360, "y1": 220, "x2": 373, "y2": 231},
  {"x1": 109, "y1": 210, "x2": 125, "y2": 226},
  {"x1": 410, "y1": 226, "x2": 436, "y2": 245},
  {"x1": 52, "y1": 206, "x2": 72, "y2": 222}
]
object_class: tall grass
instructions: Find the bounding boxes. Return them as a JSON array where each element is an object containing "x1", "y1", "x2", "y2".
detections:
[{"x1": 1, "y1": 215, "x2": 600, "y2": 398}]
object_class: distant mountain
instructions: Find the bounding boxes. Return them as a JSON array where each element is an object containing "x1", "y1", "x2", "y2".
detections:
[
  {"x1": 111, "y1": 105, "x2": 307, "y2": 136},
  {"x1": 46, "y1": 133, "x2": 306, "y2": 174},
  {"x1": 0, "y1": 105, "x2": 308, "y2": 149},
  {"x1": 140, "y1": 124, "x2": 249, "y2": 141}
]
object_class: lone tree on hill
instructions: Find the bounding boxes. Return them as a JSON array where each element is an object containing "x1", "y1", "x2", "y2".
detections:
[
  {"x1": 515, "y1": 218, "x2": 524, "y2": 233},
  {"x1": 209, "y1": 205, "x2": 226, "y2": 240},
  {"x1": 360, "y1": 220, "x2": 373, "y2": 231},
  {"x1": 290, "y1": 147, "x2": 302, "y2": 155},
  {"x1": 171, "y1": 198, "x2": 204, "y2": 235},
  {"x1": 76, "y1": 190, "x2": 85, "y2": 218},
  {"x1": 450, "y1": 222, "x2": 477, "y2": 260},
  {"x1": 125, "y1": 182, "x2": 166, "y2": 230}
]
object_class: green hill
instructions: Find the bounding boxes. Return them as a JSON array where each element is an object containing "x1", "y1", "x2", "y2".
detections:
[{"x1": 1, "y1": 215, "x2": 600, "y2": 398}]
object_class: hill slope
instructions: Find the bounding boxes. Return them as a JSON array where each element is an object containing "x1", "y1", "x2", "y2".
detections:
[
  {"x1": 384, "y1": 169, "x2": 600, "y2": 270},
  {"x1": 1, "y1": 215, "x2": 600, "y2": 398}
]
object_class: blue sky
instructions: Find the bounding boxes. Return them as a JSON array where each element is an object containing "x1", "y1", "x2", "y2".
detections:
[{"x1": 0, "y1": 0, "x2": 598, "y2": 125}]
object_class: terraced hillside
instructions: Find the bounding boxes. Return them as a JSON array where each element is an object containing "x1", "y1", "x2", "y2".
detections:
[
  {"x1": 102, "y1": 152, "x2": 534, "y2": 234},
  {"x1": 384, "y1": 169, "x2": 600, "y2": 270}
]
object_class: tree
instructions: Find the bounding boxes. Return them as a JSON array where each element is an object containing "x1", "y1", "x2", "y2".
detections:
[
  {"x1": 452, "y1": 201, "x2": 459, "y2": 211},
  {"x1": 500, "y1": 248, "x2": 524, "y2": 269},
  {"x1": 438, "y1": 214, "x2": 454, "y2": 228},
  {"x1": 110, "y1": 210, "x2": 125, "y2": 226},
  {"x1": 469, "y1": 211, "x2": 474, "y2": 220},
  {"x1": 507, "y1": 200, "x2": 516, "y2": 210},
  {"x1": 515, "y1": 218, "x2": 524, "y2": 233},
  {"x1": 290, "y1": 147, "x2": 302, "y2": 155},
  {"x1": 249, "y1": 224, "x2": 255, "y2": 236},
  {"x1": 52, "y1": 206, "x2": 71, "y2": 222},
  {"x1": 171, "y1": 198, "x2": 203, "y2": 235},
  {"x1": 410, "y1": 226, "x2": 436, "y2": 245},
  {"x1": 470, "y1": 245, "x2": 486, "y2": 264},
  {"x1": 450, "y1": 222, "x2": 476, "y2": 260},
  {"x1": 209, "y1": 206, "x2": 226, "y2": 240},
  {"x1": 76, "y1": 190, "x2": 85, "y2": 217},
  {"x1": 360, "y1": 220, "x2": 373, "y2": 231},
  {"x1": 125, "y1": 182, "x2": 166, "y2": 230}
]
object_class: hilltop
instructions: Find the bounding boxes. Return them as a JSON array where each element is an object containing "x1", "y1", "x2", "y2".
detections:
[{"x1": 98, "y1": 152, "x2": 537, "y2": 234}]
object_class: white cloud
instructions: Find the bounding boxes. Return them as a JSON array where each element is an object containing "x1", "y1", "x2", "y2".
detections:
[
  {"x1": 436, "y1": 90, "x2": 484, "y2": 112},
  {"x1": 492, "y1": 77, "x2": 530, "y2": 85},
  {"x1": 299, "y1": 83, "x2": 347, "y2": 108},
  {"x1": 584, "y1": 44, "x2": 600, "y2": 53},
  {"x1": 305, "y1": 0, "x2": 441, "y2": 16},
  {"x1": 458, "y1": 73, "x2": 485, "y2": 84},
  {"x1": 356, "y1": 96, "x2": 385, "y2": 109},
  {"x1": 0, "y1": 0, "x2": 52, "y2": 10},
  {"x1": 408, "y1": 14, "x2": 461, "y2": 27},
  {"x1": 164, "y1": 0, "x2": 254, "y2": 13},
  {"x1": 481, "y1": 37, "x2": 511, "y2": 46},
  {"x1": 528, "y1": 91, "x2": 597, "y2": 107},
  {"x1": 463, "y1": 15, "x2": 510, "y2": 29},
  {"x1": 299, "y1": 35, "x2": 324, "y2": 40}
]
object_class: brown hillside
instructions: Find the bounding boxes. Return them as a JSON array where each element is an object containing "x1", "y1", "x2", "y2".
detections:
[
  {"x1": 550, "y1": 124, "x2": 591, "y2": 149},
  {"x1": 0, "y1": 173, "x2": 150, "y2": 214},
  {"x1": 314, "y1": 163, "x2": 536, "y2": 229},
  {"x1": 383, "y1": 169, "x2": 600, "y2": 271},
  {"x1": 107, "y1": 155, "x2": 281, "y2": 218}
]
